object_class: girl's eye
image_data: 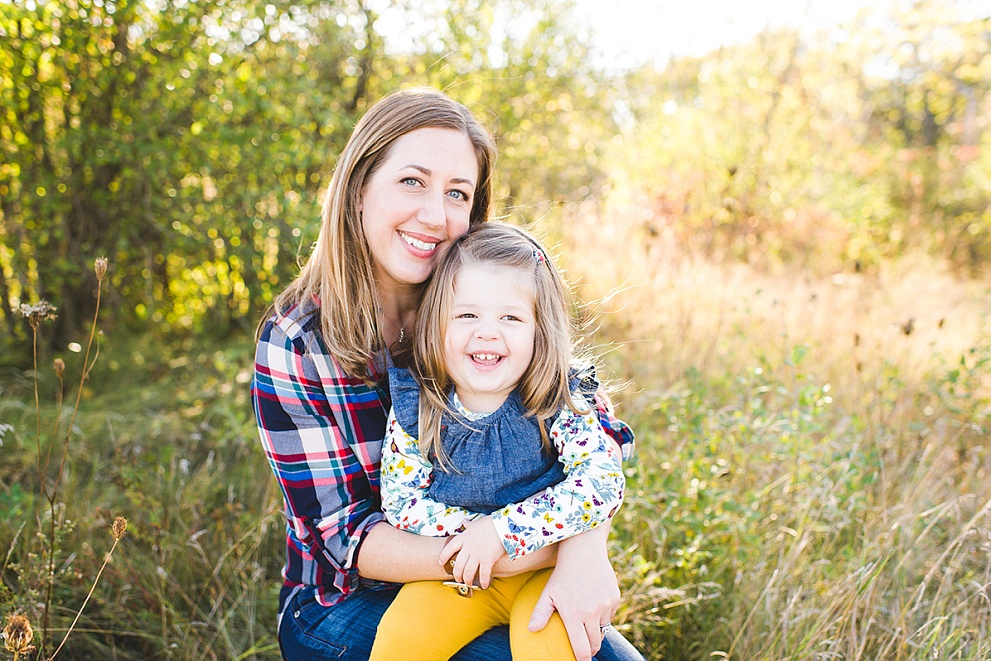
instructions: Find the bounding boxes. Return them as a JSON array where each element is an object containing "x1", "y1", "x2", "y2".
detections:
[
  {"x1": 502, "y1": 315, "x2": 522, "y2": 322},
  {"x1": 455, "y1": 313, "x2": 476, "y2": 319}
]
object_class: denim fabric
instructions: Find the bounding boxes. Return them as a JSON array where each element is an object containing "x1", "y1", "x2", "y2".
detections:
[
  {"x1": 279, "y1": 584, "x2": 512, "y2": 660},
  {"x1": 389, "y1": 367, "x2": 565, "y2": 514},
  {"x1": 599, "y1": 627, "x2": 646, "y2": 661},
  {"x1": 279, "y1": 584, "x2": 643, "y2": 660}
]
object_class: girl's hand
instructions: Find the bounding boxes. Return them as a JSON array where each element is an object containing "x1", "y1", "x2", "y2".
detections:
[{"x1": 439, "y1": 516, "x2": 505, "y2": 589}]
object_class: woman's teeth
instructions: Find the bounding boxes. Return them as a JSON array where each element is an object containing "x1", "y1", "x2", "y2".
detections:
[{"x1": 401, "y1": 232, "x2": 436, "y2": 252}]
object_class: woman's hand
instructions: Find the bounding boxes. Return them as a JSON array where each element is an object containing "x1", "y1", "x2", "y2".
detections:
[
  {"x1": 439, "y1": 516, "x2": 505, "y2": 589},
  {"x1": 527, "y1": 525, "x2": 618, "y2": 661}
]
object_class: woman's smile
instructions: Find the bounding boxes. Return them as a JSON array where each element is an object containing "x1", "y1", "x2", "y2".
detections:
[{"x1": 399, "y1": 230, "x2": 440, "y2": 254}]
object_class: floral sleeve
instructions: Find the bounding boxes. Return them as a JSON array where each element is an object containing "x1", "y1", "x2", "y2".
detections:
[
  {"x1": 379, "y1": 409, "x2": 481, "y2": 536},
  {"x1": 489, "y1": 402, "x2": 625, "y2": 559}
]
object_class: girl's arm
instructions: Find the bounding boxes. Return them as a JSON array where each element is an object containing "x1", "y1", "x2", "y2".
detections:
[
  {"x1": 379, "y1": 410, "x2": 482, "y2": 535},
  {"x1": 488, "y1": 401, "x2": 626, "y2": 558},
  {"x1": 356, "y1": 521, "x2": 555, "y2": 582}
]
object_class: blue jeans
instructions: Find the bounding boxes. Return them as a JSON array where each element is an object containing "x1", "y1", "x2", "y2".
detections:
[{"x1": 279, "y1": 584, "x2": 644, "y2": 660}]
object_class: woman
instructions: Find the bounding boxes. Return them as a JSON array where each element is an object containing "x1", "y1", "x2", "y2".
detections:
[{"x1": 252, "y1": 87, "x2": 641, "y2": 661}]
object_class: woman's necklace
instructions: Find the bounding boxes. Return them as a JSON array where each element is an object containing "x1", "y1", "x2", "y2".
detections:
[{"x1": 380, "y1": 307, "x2": 410, "y2": 345}]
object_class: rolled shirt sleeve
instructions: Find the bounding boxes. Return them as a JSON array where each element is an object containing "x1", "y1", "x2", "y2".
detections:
[{"x1": 253, "y1": 301, "x2": 389, "y2": 608}]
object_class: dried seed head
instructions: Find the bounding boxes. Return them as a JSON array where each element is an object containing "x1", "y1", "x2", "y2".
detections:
[
  {"x1": 95, "y1": 256, "x2": 109, "y2": 282},
  {"x1": 112, "y1": 516, "x2": 128, "y2": 540},
  {"x1": 2, "y1": 614, "x2": 34, "y2": 654},
  {"x1": 54, "y1": 357, "x2": 66, "y2": 378},
  {"x1": 16, "y1": 301, "x2": 57, "y2": 330}
]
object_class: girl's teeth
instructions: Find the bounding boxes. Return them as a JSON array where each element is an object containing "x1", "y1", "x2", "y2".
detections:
[
  {"x1": 401, "y1": 232, "x2": 436, "y2": 251},
  {"x1": 473, "y1": 354, "x2": 500, "y2": 362}
]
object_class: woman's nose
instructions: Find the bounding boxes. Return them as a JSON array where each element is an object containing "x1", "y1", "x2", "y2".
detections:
[{"x1": 418, "y1": 191, "x2": 446, "y2": 228}]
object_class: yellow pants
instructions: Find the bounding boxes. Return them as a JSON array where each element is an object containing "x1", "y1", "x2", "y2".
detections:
[{"x1": 369, "y1": 568, "x2": 576, "y2": 661}]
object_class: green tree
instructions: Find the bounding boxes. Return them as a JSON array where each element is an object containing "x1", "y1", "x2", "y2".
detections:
[
  {"x1": 0, "y1": 0, "x2": 380, "y2": 342},
  {"x1": 848, "y1": 0, "x2": 991, "y2": 270},
  {"x1": 381, "y1": 0, "x2": 618, "y2": 220}
]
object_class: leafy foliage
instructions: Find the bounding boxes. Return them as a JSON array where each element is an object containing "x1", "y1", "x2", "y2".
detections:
[
  {"x1": 0, "y1": 0, "x2": 622, "y2": 343},
  {"x1": 608, "y1": 2, "x2": 989, "y2": 272}
]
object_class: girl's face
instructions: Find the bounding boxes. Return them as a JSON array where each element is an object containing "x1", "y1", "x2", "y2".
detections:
[
  {"x1": 360, "y1": 127, "x2": 478, "y2": 293},
  {"x1": 443, "y1": 263, "x2": 536, "y2": 413}
]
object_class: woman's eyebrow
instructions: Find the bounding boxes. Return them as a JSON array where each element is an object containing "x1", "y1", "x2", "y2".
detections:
[{"x1": 401, "y1": 164, "x2": 475, "y2": 187}]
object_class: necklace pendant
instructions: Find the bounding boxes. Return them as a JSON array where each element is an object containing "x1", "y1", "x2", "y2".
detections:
[{"x1": 398, "y1": 327, "x2": 405, "y2": 344}]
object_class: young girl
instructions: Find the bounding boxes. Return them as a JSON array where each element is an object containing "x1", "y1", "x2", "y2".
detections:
[{"x1": 369, "y1": 222, "x2": 630, "y2": 661}]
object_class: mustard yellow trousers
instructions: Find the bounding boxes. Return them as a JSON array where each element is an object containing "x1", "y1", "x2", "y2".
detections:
[{"x1": 369, "y1": 568, "x2": 576, "y2": 661}]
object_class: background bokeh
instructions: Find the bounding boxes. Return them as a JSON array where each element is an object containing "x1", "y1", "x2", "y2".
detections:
[{"x1": 2, "y1": 0, "x2": 990, "y2": 658}]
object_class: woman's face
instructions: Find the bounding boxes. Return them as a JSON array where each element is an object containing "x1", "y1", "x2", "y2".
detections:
[{"x1": 360, "y1": 127, "x2": 478, "y2": 292}]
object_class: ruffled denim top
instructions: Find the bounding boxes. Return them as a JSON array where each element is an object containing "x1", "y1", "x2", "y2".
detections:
[{"x1": 388, "y1": 367, "x2": 566, "y2": 514}]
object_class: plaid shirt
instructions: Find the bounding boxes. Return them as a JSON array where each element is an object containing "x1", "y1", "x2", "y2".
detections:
[{"x1": 252, "y1": 297, "x2": 635, "y2": 618}]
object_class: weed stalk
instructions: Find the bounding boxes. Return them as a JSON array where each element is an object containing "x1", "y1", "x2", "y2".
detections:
[{"x1": 13, "y1": 258, "x2": 113, "y2": 657}]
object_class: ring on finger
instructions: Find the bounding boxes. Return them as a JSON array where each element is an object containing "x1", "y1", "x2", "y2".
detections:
[{"x1": 599, "y1": 624, "x2": 611, "y2": 636}]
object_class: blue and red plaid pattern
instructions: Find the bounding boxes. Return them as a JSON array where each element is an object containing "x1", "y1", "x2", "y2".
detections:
[{"x1": 252, "y1": 298, "x2": 390, "y2": 614}]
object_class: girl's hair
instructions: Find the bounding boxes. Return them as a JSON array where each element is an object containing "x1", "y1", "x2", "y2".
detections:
[
  {"x1": 412, "y1": 222, "x2": 589, "y2": 469},
  {"x1": 272, "y1": 87, "x2": 497, "y2": 377}
]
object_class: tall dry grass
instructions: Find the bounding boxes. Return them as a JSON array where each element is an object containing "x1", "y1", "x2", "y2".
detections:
[
  {"x1": 545, "y1": 204, "x2": 991, "y2": 660},
  {"x1": 1, "y1": 323, "x2": 284, "y2": 659},
  {"x1": 3, "y1": 211, "x2": 989, "y2": 660}
]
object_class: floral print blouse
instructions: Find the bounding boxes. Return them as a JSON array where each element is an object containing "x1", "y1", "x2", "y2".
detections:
[{"x1": 380, "y1": 395, "x2": 626, "y2": 559}]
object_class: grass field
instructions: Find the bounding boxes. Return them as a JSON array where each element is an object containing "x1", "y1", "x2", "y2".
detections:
[
  {"x1": 570, "y1": 224, "x2": 991, "y2": 659},
  {"x1": 2, "y1": 233, "x2": 990, "y2": 659}
]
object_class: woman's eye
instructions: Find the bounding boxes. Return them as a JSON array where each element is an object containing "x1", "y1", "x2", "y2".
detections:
[
  {"x1": 402, "y1": 177, "x2": 420, "y2": 187},
  {"x1": 448, "y1": 189, "x2": 469, "y2": 202}
]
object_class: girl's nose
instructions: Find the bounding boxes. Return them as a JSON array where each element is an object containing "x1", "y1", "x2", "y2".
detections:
[{"x1": 474, "y1": 322, "x2": 498, "y2": 340}]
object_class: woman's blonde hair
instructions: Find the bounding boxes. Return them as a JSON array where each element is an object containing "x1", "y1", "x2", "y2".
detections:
[
  {"x1": 412, "y1": 222, "x2": 589, "y2": 469},
  {"x1": 273, "y1": 87, "x2": 496, "y2": 377}
]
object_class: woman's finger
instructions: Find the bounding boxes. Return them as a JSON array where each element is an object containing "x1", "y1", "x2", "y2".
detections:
[
  {"x1": 565, "y1": 619, "x2": 593, "y2": 661},
  {"x1": 585, "y1": 620, "x2": 605, "y2": 657}
]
